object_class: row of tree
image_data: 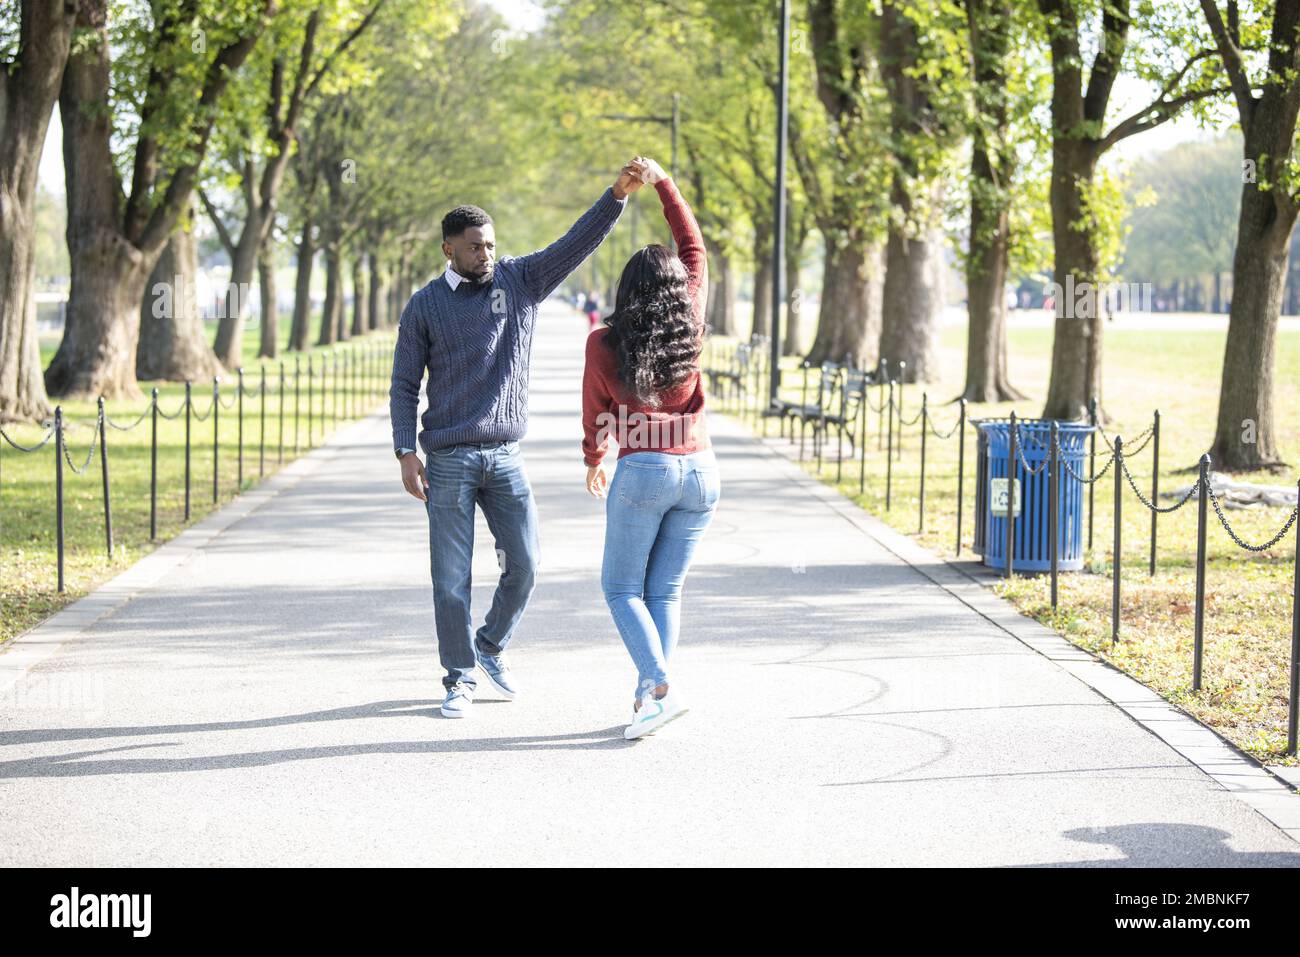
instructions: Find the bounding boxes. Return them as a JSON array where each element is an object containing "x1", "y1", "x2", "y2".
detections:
[
  {"x1": 530, "y1": 0, "x2": 1299, "y2": 471},
  {"x1": 2, "y1": 1, "x2": 1298, "y2": 471},
  {"x1": 0, "y1": 0, "x2": 525, "y2": 415}
]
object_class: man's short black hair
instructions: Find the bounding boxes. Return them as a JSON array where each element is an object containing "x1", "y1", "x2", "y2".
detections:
[{"x1": 442, "y1": 205, "x2": 493, "y2": 241}]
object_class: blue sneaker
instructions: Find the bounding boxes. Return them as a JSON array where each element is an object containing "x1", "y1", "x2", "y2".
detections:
[
  {"x1": 475, "y1": 647, "x2": 518, "y2": 700},
  {"x1": 440, "y1": 682, "x2": 474, "y2": 718}
]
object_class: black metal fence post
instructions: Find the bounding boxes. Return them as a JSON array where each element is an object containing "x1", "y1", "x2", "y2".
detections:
[
  {"x1": 1149, "y1": 409, "x2": 1160, "y2": 576},
  {"x1": 1289, "y1": 477, "x2": 1299, "y2": 756},
  {"x1": 237, "y1": 367, "x2": 244, "y2": 490},
  {"x1": 259, "y1": 365, "x2": 266, "y2": 478},
  {"x1": 307, "y1": 356, "x2": 314, "y2": 447},
  {"x1": 885, "y1": 381, "x2": 895, "y2": 510},
  {"x1": 212, "y1": 376, "x2": 219, "y2": 504},
  {"x1": 1088, "y1": 396, "x2": 1097, "y2": 551},
  {"x1": 293, "y1": 356, "x2": 301, "y2": 452},
  {"x1": 857, "y1": 377, "x2": 868, "y2": 495},
  {"x1": 1050, "y1": 421, "x2": 1059, "y2": 610},
  {"x1": 150, "y1": 387, "x2": 158, "y2": 541},
  {"x1": 918, "y1": 392, "x2": 928, "y2": 533},
  {"x1": 956, "y1": 398, "x2": 967, "y2": 557},
  {"x1": 1112, "y1": 434, "x2": 1122, "y2": 643},
  {"x1": 895, "y1": 361, "x2": 906, "y2": 459},
  {"x1": 55, "y1": 406, "x2": 64, "y2": 593},
  {"x1": 98, "y1": 396, "x2": 112, "y2": 560},
  {"x1": 278, "y1": 361, "x2": 285, "y2": 464},
  {"x1": 877, "y1": 359, "x2": 888, "y2": 451},
  {"x1": 184, "y1": 380, "x2": 192, "y2": 521},
  {"x1": 1006, "y1": 411, "x2": 1016, "y2": 580},
  {"x1": 1193, "y1": 453, "x2": 1210, "y2": 690}
]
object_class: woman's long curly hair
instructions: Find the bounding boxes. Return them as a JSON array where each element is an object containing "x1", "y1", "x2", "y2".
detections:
[{"x1": 602, "y1": 243, "x2": 701, "y2": 408}]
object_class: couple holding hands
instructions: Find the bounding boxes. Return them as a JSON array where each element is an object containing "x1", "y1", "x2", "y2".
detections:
[{"x1": 389, "y1": 156, "x2": 717, "y2": 740}]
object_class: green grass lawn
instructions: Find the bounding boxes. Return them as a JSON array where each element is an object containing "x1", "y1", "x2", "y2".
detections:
[
  {"x1": 1, "y1": 319, "x2": 396, "y2": 647},
  {"x1": 712, "y1": 317, "x2": 1300, "y2": 767}
]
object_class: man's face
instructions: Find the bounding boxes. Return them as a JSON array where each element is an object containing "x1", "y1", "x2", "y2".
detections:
[{"x1": 442, "y1": 224, "x2": 496, "y2": 285}]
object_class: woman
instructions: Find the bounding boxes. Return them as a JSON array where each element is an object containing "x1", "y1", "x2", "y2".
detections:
[{"x1": 581, "y1": 156, "x2": 718, "y2": 741}]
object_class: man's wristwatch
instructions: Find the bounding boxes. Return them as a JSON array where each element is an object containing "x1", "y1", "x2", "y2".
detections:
[{"x1": 395, "y1": 447, "x2": 416, "y2": 460}]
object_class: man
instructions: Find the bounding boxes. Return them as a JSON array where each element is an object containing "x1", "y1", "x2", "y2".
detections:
[{"x1": 390, "y1": 160, "x2": 645, "y2": 718}]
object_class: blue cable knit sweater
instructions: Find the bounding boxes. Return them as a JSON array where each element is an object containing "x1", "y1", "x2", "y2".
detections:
[{"x1": 389, "y1": 188, "x2": 626, "y2": 454}]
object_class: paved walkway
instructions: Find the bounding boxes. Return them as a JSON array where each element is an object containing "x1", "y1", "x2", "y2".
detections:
[{"x1": 1, "y1": 302, "x2": 1298, "y2": 866}]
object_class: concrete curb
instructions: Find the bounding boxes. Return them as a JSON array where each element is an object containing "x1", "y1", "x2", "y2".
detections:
[
  {"x1": 0, "y1": 406, "x2": 389, "y2": 698},
  {"x1": 718, "y1": 411, "x2": 1300, "y2": 846}
]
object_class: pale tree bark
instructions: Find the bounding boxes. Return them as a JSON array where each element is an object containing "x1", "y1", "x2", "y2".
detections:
[
  {"x1": 703, "y1": 238, "x2": 736, "y2": 337},
  {"x1": 137, "y1": 202, "x2": 222, "y2": 382},
  {"x1": 208, "y1": 4, "x2": 386, "y2": 368},
  {"x1": 289, "y1": 217, "x2": 315, "y2": 351},
  {"x1": 367, "y1": 250, "x2": 384, "y2": 330},
  {"x1": 961, "y1": 0, "x2": 1028, "y2": 402},
  {"x1": 1036, "y1": 0, "x2": 1223, "y2": 422},
  {"x1": 318, "y1": 240, "x2": 342, "y2": 346},
  {"x1": 0, "y1": 1, "x2": 81, "y2": 422},
  {"x1": 44, "y1": 0, "x2": 273, "y2": 401},
  {"x1": 798, "y1": 1, "x2": 882, "y2": 368},
  {"x1": 877, "y1": 0, "x2": 944, "y2": 384},
  {"x1": 1200, "y1": 0, "x2": 1300, "y2": 470},
  {"x1": 351, "y1": 252, "x2": 366, "y2": 335},
  {"x1": 258, "y1": 252, "x2": 279, "y2": 359},
  {"x1": 781, "y1": 216, "x2": 807, "y2": 357}
]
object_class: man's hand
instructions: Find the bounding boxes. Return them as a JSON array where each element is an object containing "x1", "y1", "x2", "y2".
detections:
[
  {"x1": 401, "y1": 452, "x2": 428, "y2": 502},
  {"x1": 612, "y1": 160, "x2": 645, "y2": 200},
  {"x1": 633, "y1": 156, "x2": 667, "y2": 184},
  {"x1": 586, "y1": 463, "x2": 610, "y2": 498}
]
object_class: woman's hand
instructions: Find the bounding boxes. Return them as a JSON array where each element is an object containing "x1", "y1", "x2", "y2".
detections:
[
  {"x1": 633, "y1": 155, "x2": 668, "y2": 184},
  {"x1": 586, "y1": 463, "x2": 610, "y2": 498},
  {"x1": 612, "y1": 160, "x2": 646, "y2": 200}
]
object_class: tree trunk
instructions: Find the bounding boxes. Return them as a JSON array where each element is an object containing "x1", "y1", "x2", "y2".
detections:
[
  {"x1": 704, "y1": 239, "x2": 736, "y2": 336},
  {"x1": 879, "y1": 222, "x2": 944, "y2": 383},
  {"x1": 368, "y1": 251, "x2": 383, "y2": 330},
  {"x1": 351, "y1": 252, "x2": 366, "y2": 336},
  {"x1": 962, "y1": 152, "x2": 1026, "y2": 401},
  {"x1": 318, "y1": 243, "x2": 341, "y2": 346},
  {"x1": 258, "y1": 252, "x2": 278, "y2": 359},
  {"x1": 1040, "y1": 143, "x2": 1104, "y2": 422},
  {"x1": 1208, "y1": 170, "x2": 1294, "y2": 470},
  {"x1": 212, "y1": 223, "x2": 260, "y2": 367},
  {"x1": 137, "y1": 207, "x2": 222, "y2": 382},
  {"x1": 289, "y1": 219, "x2": 314, "y2": 352},
  {"x1": 782, "y1": 225, "x2": 805, "y2": 357},
  {"x1": 45, "y1": 2, "x2": 155, "y2": 401},
  {"x1": 806, "y1": 237, "x2": 881, "y2": 369},
  {"x1": 0, "y1": 1, "x2": 78, "y2": 421}
]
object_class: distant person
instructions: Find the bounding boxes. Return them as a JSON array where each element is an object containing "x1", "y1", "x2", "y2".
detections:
[
  {"x1": 390, "y1": 159, "x2": 645, "y2": 719},
  {"x1": 584, "y1": 290, "x2": 602, "y2": 330},
  {"x1": 581, "y1": 156, "x2": 717, "y2": 740}
]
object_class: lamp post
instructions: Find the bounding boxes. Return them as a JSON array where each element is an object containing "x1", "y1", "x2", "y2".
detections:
[{"x1": 770, "y1": 0, "x2": 790, "y2": 404}]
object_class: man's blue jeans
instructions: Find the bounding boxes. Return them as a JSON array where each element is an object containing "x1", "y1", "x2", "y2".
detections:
[
  {"x1": 423, "y1": 439, "x2": 539, "y2": 693},
  {"x1": 601, "y1": 449, "x2": 720, "y2": 700}
]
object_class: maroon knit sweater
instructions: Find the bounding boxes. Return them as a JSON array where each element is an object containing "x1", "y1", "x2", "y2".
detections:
[{"x1": 581, "y1": 178, "x2": 710, "y2": 467}]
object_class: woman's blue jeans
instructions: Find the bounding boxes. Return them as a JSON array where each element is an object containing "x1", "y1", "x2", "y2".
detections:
[{"x1": 600, "y1": 449, "x2": 720, "y2": 700}]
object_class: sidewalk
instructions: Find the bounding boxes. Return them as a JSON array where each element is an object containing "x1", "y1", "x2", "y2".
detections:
[{"x1": 1, "y1": 302, "x2": 1297, "y2": 867}]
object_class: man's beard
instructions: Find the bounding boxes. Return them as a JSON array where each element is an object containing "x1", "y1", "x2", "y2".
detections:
[{"x1": 463, "y1": 265, "x2": 493, "y2": 287}]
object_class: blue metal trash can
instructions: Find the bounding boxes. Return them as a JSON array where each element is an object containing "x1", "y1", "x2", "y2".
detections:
[{"x1": 972, "y1": 418, "x2": 1094, "y2": 572}]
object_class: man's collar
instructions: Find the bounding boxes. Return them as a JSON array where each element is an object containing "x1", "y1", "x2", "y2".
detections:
[{"x1": 444, "y1": 264, "x2": 466, "y2": 291}]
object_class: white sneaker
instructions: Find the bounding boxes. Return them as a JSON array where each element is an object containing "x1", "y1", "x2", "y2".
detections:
[{"x1": 624, "y1": 687, "x2": 688, "y2": 740}]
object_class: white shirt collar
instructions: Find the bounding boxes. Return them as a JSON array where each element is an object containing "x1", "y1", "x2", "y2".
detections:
[{"x1": 444, "y1": 264, "x2": 466, "y2": 290}]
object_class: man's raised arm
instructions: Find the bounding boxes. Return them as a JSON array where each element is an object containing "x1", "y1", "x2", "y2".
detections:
[{"x1": 515, "y1": 161, "x2": 643, "y2": 303}]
